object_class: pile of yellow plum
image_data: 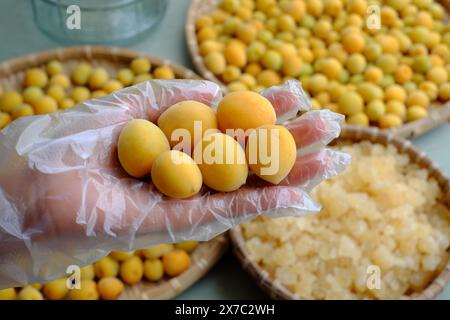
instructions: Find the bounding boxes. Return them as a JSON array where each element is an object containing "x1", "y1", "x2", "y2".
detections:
[
  {"x1": 195, "y1": 0, "x2": 450, "y2": 128},
  {"x1": 0, "y1": 57, "x2": 176, "y2": 130},
  {"x1": 0, "y1": 241, "x2": 197, "y2": 300},
  {"x1": 117, "y1": 91, "x2": 296, "y2": 199}
]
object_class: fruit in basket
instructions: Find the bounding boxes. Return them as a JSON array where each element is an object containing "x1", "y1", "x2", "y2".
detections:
[
  {"x1": 0, "y1": 91, "x2": 23, "y2": 113},
  {"x1": 71, "y1": 62, "x2": 92, "y2": 86},
  {"x1": 204, "y1": 52, "x2": 226, "y2": 75},
  {"x1": 153, "y1": 66, "x2": 175, "y2": 79},
  {"x1": 102, "y1": 80, "x2": 124, "y2": 94},
  {"x1": 0, "y1": 288, "x2": 16, "y2": 300},
  {"x1": 141, "y1": 244, "x2": 174, "y2": 260},
  {"x1": 46, "y1": 60, "x2": 63, "y2": 76},
  {"x1": 143, "y1": 259, "x2": 164, "y2": 282},
  {"x1": 97, "y1": 277, "x2": 124, "y2": 300},
  {"x1": 130, "y1": 58, "x2": 151, "y2": 75},
  {"x1": 89, "y1": 68, "x2": 109, "y2": 89},
  {"x1": 151, "y1": 150, "x2": 203, "y2": 199},
  {"x1": 195, "y1": 0, "x2": 450, "y2": 127},
  {"x1": 162, "y1": 249, "x2": 191, "y2": 277},
  {"x1": 23, "y1": 86, "x2": 44, "y2": 105},
  {"x1": 109, "y1": 250, "x2": 135, "y2": 261},
  {"x1": 175, "y1": 241, "x2": 198, "y2": 253},
  {"x1": 34, "y1": 96, "x2": 58, "y2": 115},
  {"x1": 116, "y1": 68, "x2": 135, "y2": 86},
  {"x1": 43, "y1": 278, "x2": 68, "y2": 300},
  {"x1": 80, "y1": 264, "x2": 95, "y2": 280},
  {"x1": 157, "y1": 100, "x2": 218, "y2": 148},
  {"x1": 120, "y1": 256, "x2": 144, "y2": 285},
  {"x1": 246, "y1": 124, "x2": 296, "y2": 184},
  {"x1": 67, "y1": 280, "x2": 99, "y2": 300},
  {"x1": 18, "y1": 286, "x2": 44, "y2": 300},
  {"x1": 94, "y1": 256, "x2": 120, "y2": 279},
  {"x1": 216, "y1": 91, "x2": 276, "y2": 131},
  {"x1": 118, "y1": 119, "x2": 170, "y2": 178},
  {"x1": 11, "y1": 103, "x2": 34, "y2": 120},
  {"x1": 24, "y1": 68, "x2": 48, "y2": 88},
  {"x1": 0, "y1": 112, "x2": 12, "y2": 129},
  {"x1": 47, "y1": 85, "x2": 66, "y2": 103},
  {"x1": 407, "y1": 105, "x2": 428, "y2": 121},
  {"x1": 71, "y1": 86, "x2": 90, "y2": 104},
  {"x1": 194, "y1": 132, "x2": 248, "y2": 192}
]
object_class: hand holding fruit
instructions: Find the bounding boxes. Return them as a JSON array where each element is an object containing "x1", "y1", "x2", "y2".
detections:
[{"x1": 0, "y1": 80, "x2": 348, "y2": 288}]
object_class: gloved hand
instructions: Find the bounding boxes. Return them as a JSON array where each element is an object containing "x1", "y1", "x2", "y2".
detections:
[{"x1": 0, "y1": 80, "x2": 349, "y2": 288}]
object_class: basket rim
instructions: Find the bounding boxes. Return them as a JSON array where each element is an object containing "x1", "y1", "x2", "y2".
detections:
[
  {"x1": 184, "y1": 0, "x2": 450, "y2": 139},
  {"x1": 229, "y1": 125, "x2": 450, "y2": 300}
]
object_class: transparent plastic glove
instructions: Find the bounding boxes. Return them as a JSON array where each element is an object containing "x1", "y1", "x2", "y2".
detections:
[{"x1": 0, "y1": 80, "x2": 350, "y2": 288}]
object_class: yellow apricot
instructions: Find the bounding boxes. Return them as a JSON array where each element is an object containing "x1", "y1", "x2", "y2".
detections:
[
  {"x1": 228, "y1": 81, "x2": 248, "y2": 91},
  {"x1": 342, "y1": 32, "x2": 365, "y2": 53},
  {"x1": 24, "y1": 68, "x2": 48, "y2": 88},
  {"x1": 109, "y1": 250, "x2": 135, "y2": 261},
  {"x1": 217, "y1": 91, "x2": 276, "y2": 132},
  {"x1": 144, "y1": 259, "x2": 164, "y2": 282},
  {"x1": 102, "y1": 80, "x2": 123, "y2": 94},
  {"x1": 80, "y1": 264, "x2": 95, "y2": 280},
  {"x1": 0, "y1": 91, "x2": 23, "y2": 113},
  {"x1": 50, "y1": 74, "x2": 71, "y2": 89},
  {"x1": 71, "y1": 86, "x2": 90, "y2": 103},
  {"x1": 133, "y1": 73, "x2": 152, "y2": 85},
  {"x1": 151, "y1": 150, "x2": 203, "y2": 199},
  {"x1": 379, "y1": 113, "x2": 403, "y2": 128},
  {"x1": 236, "y1": 23, "x2": 257, "y2": 44},
  {"x1": 193, "y1": 132, "x2": 248, "y2": 192},
  {"x1": 199, "y1": 40, "x2": 224, "y2": 56},
  {"x1": 407, "y1": 105, "x2": 428, "y2": 121},
  {"x1": 222, "y1": 65, "x2": 242, "y2": 83},
  {"x1": 47, "y1": 85, "x2": 66, "y2": 103},
  {"x1": 97, "y1": 277, "x2": 124, "y2": 300},
  {"x1": 18, "y1": 286, "x2": 44, "y2": 300},
  {"x1": 71, "y1": 62, "x2": 92, "y2": 86},
  {"x1": 141, "y1": 244, "x2": 174, "y2": 259},
  {"x1": 280, "y1": 54, "x2": 302, "y2": 77},
  {"x1": 394, "y1": 65, "x2": 413, "y2": 84},
  {"x1": 91, "y1": 90, "x2": 107, "y2": 99},
  {"x1": 23, "y1": 86, "x2": 44, "y2": 105},
  {"x1": 67, "y1": 280, "x2": 99, "y2": 300},
  {"x1": 281, "y1": 0, "x2": 305, "y2": 21},
  {"x1": 130, "y1": 58, "x2": 151, "y2": 75},
  {"x1": 339, "y1": 92, "x2": 364, "y2": 116},
  {"x1": 94, "y1": 256, "x2": 120, "y2": 278},
  {"x1": 34, "y1": 96, "x2": 58, "y2": 114},
  {"x1": 385, "y1": 84, "x2": 406, "y2": 102},
  {"x1": 116, "y1": 68, "x2": 135, "y2": 86},
  {"x1": 59, "y1": 98, "x2": 75, "y2": 109},
  {"x1": 153, "y1": 66, "x2": 175, "y2": 79},
  {"x1": 322, "y1": 57, "x2": 342, "y2": 80},
  {"x1": 406, "y1": 91, "x2": 430, "y2": 108},
  {"x1": 43, "y1": 278, "x2": 68, "y2": 300},
  {"x1": 0, "y1": 288, "x2": 16, "y2": 300},
  {"x1": 12, "y1": 103, "x2": 34, "y2": 120},
  {"x1": 162, "y1": 249, "x2": 191, "y2": 277},
  {"x1": 386, "y1": 100, "x2": 407, "y2": 119},
  {"x1": 88, "y1": 68, "x2": 109, "y2": 89},
  {"x1": 257, "y1": 70, "x2": 281, "y2": 87},
  {"x1": 157, "y1": 100, "x2": 217, "y2": 149},
  {"x1": 224, "y1": 40, "x2": 247, "y2": 67},
  {"x1": 204, "y1": 52, "x2": 226, "y2": 75},
  {"x1": 118, "y1": 119, "x2": 170, "y2": 178},
  {"x1": 46, "y1": 60, "x2": 63, "y2": 76},
  {"x1": 175, "y1": 241, "x2": 198, "y2": 252},
  {"x1": 246, "y1": 124, "x2": 296, "y2": 184},
  {"x1": 120, "y1": 256, "x2": 144, "y2": 285}
]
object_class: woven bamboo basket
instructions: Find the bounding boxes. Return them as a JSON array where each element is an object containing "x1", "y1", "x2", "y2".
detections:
[
  {"x1": 229, "y1": 125, "x2": 450, "y2": 300},
  {"x1": 185, "y1": 0, "x2": 450, "y2": 139},
  {"x1": 0, "y1": 46, "x2": 229, "y2": 300}
]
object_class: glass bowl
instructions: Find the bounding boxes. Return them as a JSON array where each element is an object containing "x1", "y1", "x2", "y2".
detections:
[{"x1": 31, "y1": 0, "x2": 168, "y2": 45}]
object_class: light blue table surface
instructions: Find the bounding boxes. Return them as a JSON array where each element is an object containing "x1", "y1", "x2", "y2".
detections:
[{"x1": 0, "y1": 0, "x2": 449, "y2": 300}]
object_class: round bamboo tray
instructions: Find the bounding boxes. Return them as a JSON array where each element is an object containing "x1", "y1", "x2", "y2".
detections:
[
  {"x1": 0, "y1": 45, "x2": 229, "y2": 300},
  {"x1": 229, "y1": 126, "x2": 450, "y2": 300},
  {"x1": 185, "y1": 0, "x2": 450, "y2": 139}
]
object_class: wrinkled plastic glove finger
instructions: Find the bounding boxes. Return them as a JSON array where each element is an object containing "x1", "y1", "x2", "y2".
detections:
[
  {"x1": 285, "y1": 110, "x2": 345, "y2": 155},
  {"x1": 260, "y1": 80, "x2": 311, "y2": 123}
]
